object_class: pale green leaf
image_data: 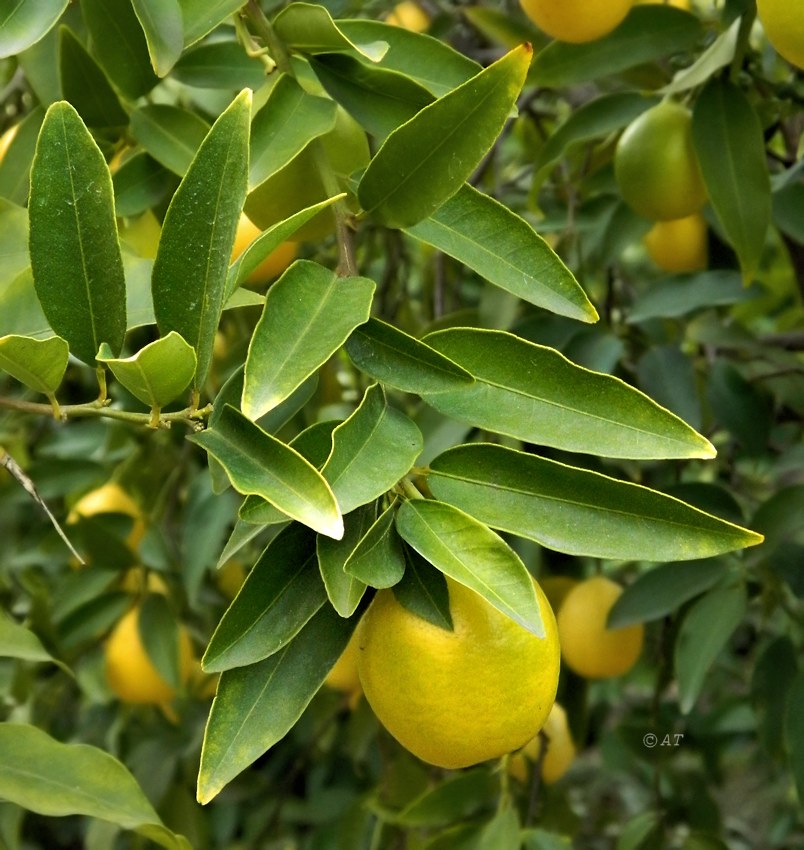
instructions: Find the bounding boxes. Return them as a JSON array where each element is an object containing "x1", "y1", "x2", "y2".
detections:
[
  {"x1": 661, "y1": 17, "x2": 740, "y2": 96},
  {"x1": 0, "y1": 0, "x2": 68, "y2": 58},
  {"x1": 129, "y1": 104, "x2": 209, "y2": 176},
  {"x1": 131, "y1": 0, "x2": 183, "y2": 77},
  {"x1": 0, "y1": 334, "x2": 68, "y2": 395},
  {"x1": 0, "y1": 611, "x2": 59, "y2": 665},
  {"x1": 173, "y1": 41, "x2": 266, "y2": 90}
]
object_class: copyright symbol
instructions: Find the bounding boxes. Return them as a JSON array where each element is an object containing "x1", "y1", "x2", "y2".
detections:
[{"x1": 643, "y1": 733, "x2": 657, "y2": 748}]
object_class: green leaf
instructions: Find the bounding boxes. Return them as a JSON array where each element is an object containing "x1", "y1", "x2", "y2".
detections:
[
  {"x1": 179, "y1": 0, "x2": 244, "y2": 45},
  {"x1": 173, "y1": 41, "x2": 266, "y2": 90},
  {"x1": 0, "y1": 334, "x2": 68, "y2": 396},
  {"x1": 406, "y1": 185, "x2": 597, "y2": 322},
  {"x1": 0, "y1": 269, "x2": 50, "y2": 340},
  {"x1": 152, "y1": 89, "x2": 250, "y2": 390},
  {"x1": 190, "y1": 404, "x2": 343, "y2": 539},
  {"x1": 322, "y1": 384, "x2": 423, "y2": 514},
  {"x1": 393, "y1": 548, "x2": 452, "y2": 630},
  {"x1": 344, "y1": 317, "x2": 474, "y2": 395},
  {"x1": 752, "y1": 637, "x2": 798, "y2": 759},
  {"x1": 394, "y1": 769, "x2": 498, "y2": 827},
  {"x1": 344, "y1": 501, "x2": 406, "y2": 588},
  {"x1": 129, "y1": 104, "x2": 210, "y2": 177},
  {"x1": 197, "y1": 604, "x2": 357, "y2": 804},
  {"x1": 113, "y1": 152, "x2": 174, "y2": 218},
  {"x1": 692, "y1": 78, "x2": 771, "y2": 281},
  {"x1": 422, "y1": 329, "x2": 714, "y2": 460},
  {"x1": 242, "y1": 260, "x2": 374, "y2": 419},
  {"x1": 615, "y1": 812, "x2": 661, "y2": 850},
  {"x1": 316, "y1": 505, "x2": 373, "y2": 617},
  {"x1": 0, "y1": 724, "x2": 190, "y2": 850},
  {"x1": 0, "y1": 0, "x2": 68, "y2": 58},
  {"x1": 203, "y1": 523, "x2": 326, "y2": 672},
  {"x1": 395, "y1": 498, "x2": 544, "y2": 636},
  {"x1": 29, "y1": 101, "x2": 127, "y2": 365},
  {"x1": 636, "y1": 344, "x2": 701, "y2": 430},
  {"x1": 428, "y1": 444, "x2": 764, "y2": 561},
  {"x1": 675, "y1": 580, "x2": 747, "y2": 714},
  {"x1": 0, "y1": 106, "x2": 44, "y2": 205},
  {"x1": 138, "y1": 593, "x2": 182, "y2": 689},
  {"x1": 660, "y1": 16, "x2": 740, "y2": 96},
  {"x1": 131, "y1": 0, "x2": 183, "y2": 76},
  {"x1": 96, "y1": 332, "x2": 196, "y2": 411},
  {"x1": 358, "y1": 45, "x2": 531, "y2": 228},
  {"x1": 785, "y1": 671, "x2": 804, "y2": 806},
  {"x1": 0, "y1": 611, "x2": 60, "y2": 666},
  {"x1": 0, "y1": 200, "x2": 29, "y2": 284}
]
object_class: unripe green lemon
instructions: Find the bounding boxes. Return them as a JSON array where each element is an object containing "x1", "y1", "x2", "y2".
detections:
[{"x1": 519, "y1": 0, "x2": 633, "y2": 43}]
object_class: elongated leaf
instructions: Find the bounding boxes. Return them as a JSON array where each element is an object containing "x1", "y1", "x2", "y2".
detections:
[
  {"x1": 152, "y1": 90, "x2": 250, "y2": 390},
  {"x1": 0, "y1": 106, "x2": 44, "y2": 205},
  {"x1": 428, "y1": 444, "x2": 764, "y2": 561},
  {"x1": 179, "y1": 0, "x2": 243, "y2": 45},
  {"x1": 422, "y1": 329, "x2": 714, "y2": 459},
  {"x1": 197, "y1": 604, "x2": 357, "y2": 803},
  {"x1": 0, "y1": 611, "x2": 59, "y2": 665},
  {"x1": 322, "y1": 384, "x2": 423, "y2": 514},
  {"x1": 0, "y1": 200, "x2": 29, "y2": 283},
  {"x1": 394, "y1": 548, "x2": 452, "y2": 630},
  {"x1": 29, "y1": 102, "x2": 126, "y2": 365},
  {"x1": 129, "y1": 104, "x2": 209, "y2": 176},
  {"x1": 113, "y1": 153, "x2": 173, "y2": 218},
  {"x1": 0, "y1": 725, "x2": 190, "y2": 850},
  {"x1": 131, "y1": 0, "x2": 183, "y2": 76},
  {"x1": 0, "y1": 334, "x2": 68, "y2": 395},
  {"x1": 138, "y1": 593, "x2": 182, "y2": 688},
  {"x1": 317, "y1": 505, "x2": 373, "y2": 617},
  {"x1": 358, "y1": 45, "x2": 530, "y2": 228},
  {"x1": 692, "y1": 78, "x2": 771, "y2": 281},
  {"x1": 396, "y1": 499, "x2": 543, "y2": 635},
  {"x1": 173, "y1": 41, "x2": 266, "y2": 90},
  {"x1": 0, "y1": 0, "x2": 67, "y2": 58},
  {"x1": 191, "y1": 404, "x2": 343, "y2": 539},
  {"x1": 344, "y1": 501, "x2": 406, "y2": 588},
  {"x1": 661, "y1": 17, "x2": 740, "y2": 96},
  {"x1": 406, "y1": 185, "x2": 597, "y2": 322}
]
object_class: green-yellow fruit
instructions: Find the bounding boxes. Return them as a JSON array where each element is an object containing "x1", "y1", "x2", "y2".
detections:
[
  {"x1": 230, "y1": 213, "x2": 298, "y2": 287},
  {"x1": 756, "y1": 0, "x2": 804, "y2": 70},
  {"x1": 68, "y1": 482, "x2": 146, "y2": 551},
  {"x1": 643, "y1": 213, "x2": 708, "y2": 273},
  {"x1": 518, "y1": 0, "x2": 633, "y2": 43},
  {"x1": 509, "y1": 702, "x2": 576, "y2": 784}
]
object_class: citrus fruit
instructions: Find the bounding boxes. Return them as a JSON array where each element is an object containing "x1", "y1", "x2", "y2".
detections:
[
  {"x1": 215, "y1": 559, "x2": 247, "y2": 599},
  {"x1": 557, "y1": 576, "x2": 644, "y2": 679},
  {"x1": 324, "y1": 631, "x2": 363, "y2": 709},
  {"x1": 518, "y1": 0, "x2": 633, "y2": 43},
  {"x1": 635, "y1": 0, "x2": 690, "y2": 8},
  {"x1": 119, "y1": 567, "x2": 169, "y2": 595},
  {"x1": 643, "y1": 213, "x2": 708, "y2": 273},
  {"x1": 509, "y1": 702, "x2": 576, "y2": 784},
  {"x1": 756, "y1": 0, "x2": 804, "y2": 69},
  {"x1": 230, "y1": 213, "x2": 298, "y2": 287},
  {"x1": 0, "y1": 124, "x2": 18, "y2": 163},
  {"x1": 615, "y1": 100, "x2": 707, "y2": 221},
  {"x1": 68, "y1": 482, "x2": 146, "y2": 551},
  {"x1": 539, "y1": 576, "x2": 578, "y2": 613},
  {"x1": 357, "y1": 577, "x2": 560, "y2": 769},
  {"x1": 387, "y1": 1, "x2": 430, "y2": 31},
  {"x1": 105, "y1": 605, "x2": 193, "y2": 704}
]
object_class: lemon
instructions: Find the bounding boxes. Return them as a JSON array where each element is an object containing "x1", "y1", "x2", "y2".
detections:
[
  {"x1": 324, "y1": 631, "x2": 363, "y2": 709},
  {"x1": 557, "y1": 576, "x2": 643, "y2": 679},
  {"x1": 615, "y1": 101, "x2": 707, "y2": 221},
  {"x1": 105, "y1": 605, "x2": 193, "y2": 704},
  {"x1": 539, "y1": 576, "x2": 578, "y2": 613},
  {"x1": 357, "y1": 577, "x2": 560, "y2": 769},
  {"x1": 68, "y1": 482, "x2": 146, "y2": 551},
  {"x1": 643, "y1": 213, "x2": 708, "y2": 273},
  {"x1": 756, "y1": 0, "x2": 804, "y2": 69},
  {"x1": 215, "y1": 559, "x2": 247, "y2": 599},
  {"x1": 509, "y1": 702, "x2": 576, "y2": 784},
  {"x1": 518, "y1": 0, "x2": 633, "y2": 43},
  {"x1": 230, "y1": 213, "x2": 298, "y2": 287},
  {"x1": 387, "y1": 1, "x2": 430, "y2": 31}
]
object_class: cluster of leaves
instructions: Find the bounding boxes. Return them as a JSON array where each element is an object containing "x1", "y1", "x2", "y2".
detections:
[{"x1": 0, "y1": 1, "x2": 802, "y2": 849}]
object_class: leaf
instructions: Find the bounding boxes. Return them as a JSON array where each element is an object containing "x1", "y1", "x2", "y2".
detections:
[
  {"x1": 241, "y1": 261, "x2": 374, "y2": 419},
  {"x1": 97, "y1": 332, "x2": 195, "y2": 411},
  {"x1": 173, "y1": 41, "x2": 266, "y2": 90},
  {"x1": 357, "y1": 45, "x2": 531, "y2": 228},
  {"x1": 113, "y1": 153, "x2": 174, "y2": 218},
  {"x1": 785, "y1": 671, "x2": 804, "y2": 806},
  {"x1": 394, "y1": 769, "x2": 498, "y2": 827},
  {"x1": 0, "y1": 724, "x2": 190, "y2": 850},
  {"x1": 344, "y1": 501, "x2": 406, "y2": 588},
  {"x1": 322, "y1": 384, "x2": 423, "y2": 514},
  {"x1": 179, "y1": 0, "x2": 244, "y2": 45},
  {"x1": 197, "y1": 604, "x2": 357, "y2": 804},
  {"x1": 0, "y1": 106, "x2": 44, "y2": 205},
  {"x1": 131, "y1": 0, "x2": 183, "y2": 77},
  {"x1": 138, "y1": 593, "x2": 182, "y2": 688},
  {"x1": 28, "y1": 102, "x2": 127, "y2": 365},
  {"x1": 428, "y1": 444, "x2": 764, "y2": 561},
  {"x1": 395, "y1": 498, "x2": 544, "y2": 635},
  {"x1": 393, "y1": 548, "x2": 452, "y2": 630},
  {"x1": 0, "y1": 0, "x2": 68, "y2": 58},
  {"x1": 692, "y1": 78, "x2": 771, "y2": 281},
  {"x1": 316, "y1": 505, "x2": 373, "y2": 617},
  {"x1": 129, "y1": 104, "x2": 210, "y2": 176},
  {"x1": 152, "y1": 90, "x2": 250, "y2": 390},
  {"x1": 636, "y1": 344, "x2": 701, "y2": 430},
  {"x1": 406, "y1": 185, "x2": 597, "y2": 322},
  {"x1": 0, "y1": 334, "x2": 68, "y2": 396},
  {"x1": 675, "y1": 580, "x2": 747, "y2": 713},
  {"x1": 421, "y1": 329, "x2": 714, "y2": 460},
  {"x1": 660, "y1": 16, "x2": 740, "y2": 96},
  {"x1": 0, "y1": 611, "x2": 60, "y2": 666},
  {"x1": 190, "y1": 404, "x2": 343, "y2": 539}
]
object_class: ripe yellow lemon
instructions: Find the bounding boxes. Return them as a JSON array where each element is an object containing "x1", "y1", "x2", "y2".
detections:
[
  {"x1": 231, "y1": 213, "x2": 298, "y2": 287},
  {"x1": 615, "y1": 101, "x2": 707, "y2": 221},
  {"x1": 509, "y1": 702, "x2": 576, "y2": 784},
  {"x1": 387, "y1": 1, "x2": 430, "y2": 31},
  {"x1": 105, "y1": 606, "x2": 193, "y2": 704},
  {"x1": 756, "y1": 0, "x2": 804, "y2": 69},
  {"x1": 518, "y1": 0, "x2": 633, "y2": 43},
  {"x1": 357, "y1": 577, "x2": 560, "y2": 769},
  {"x1": 325, "y1": 631, "x2": 362, "y2": 695},
  {"x1": 643, "y1": 213, "x2": 708, "y2": 273},
  {"x1": 68, "y1": 482, "x2": 146, "y2": 551},
  {"x1": 557, "y1": 576, "x2": 643, "y2": 678}
]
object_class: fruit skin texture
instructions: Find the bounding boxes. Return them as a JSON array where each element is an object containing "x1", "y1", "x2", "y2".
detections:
[
  {"x1": 615, "y1": 101, "x2": 707, "y2": 221},
  {"x1": 68, "y1": 482, "x2": 146, "y2": 551},
  {"x1": 509, "y1": 702, "x2": 576, "y2": 784},
  {"x1": 357, "y1": 577, "x2": 560, "y2": 769},
  {"x1": 230, "y1": 213, "x2": 298, "y2": 287},
  {"x1": 557, "y1": 576, "x2": 644, "y2": 679},
  {"x1": 756, "y1": 0, "x2": 804, "y2": 70},
  {"x1": 105, "y1": 606, "x2": 193, "y2": 704},
  {"x1": 387, "y1": 1, "x2": 430, "y2": 31},
  {"x1": 518, "y1": 0, "x2": 633, "y2": 44},
  {"x1": 643, "y1": 213, "x2": 708, "y2": 273}
]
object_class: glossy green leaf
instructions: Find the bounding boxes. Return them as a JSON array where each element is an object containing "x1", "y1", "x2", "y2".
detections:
[
  {"x1": 344, "y1": 317, "x2": 474, "y2": 395},
  {"x1": 113, "y1": 152, "x2": 174, "y2": 218},
  {"x1": 131, "y1": 0, "x2": 183, "y2": 76},
  {"x1": 752, "y1": 637, "x2": 798, "y2": 759},
  {"x1": 317, "y1": 505, "x2": 373, "y2": 617},
  {"x1": 661, "y1": 16, "x2": 740, "y2": 96},
  {"x1": 0, "y1": 106, "x2": 44, "y2": 205},
  {"x1": 204, "y1": 523, "x2": 326, "y2": 672},
  {"x1": 344, "y1": 501, "x2": 406, "y2": 588},
  {"x1": 0, "y1": 611, "x2": 59, "y2": 665},
  {"x1": 152, "y1": 90, "x2": 250, "y2": 390},
  {"x1": 0, "y1": 334, "x2": 68, "y2": 396},
  {"x1": 530, "y1": 6, "x2": 703, "y2": 87},
  {"x1": 785, "y1": 671, "x2": 804, "y2": 806},
  {"x1": 428, "y1": 444, "x2": 764, "y2": 560},
  {"x1": 407, "y1": 185, "x2": 597, "y2": 322},
  {"x1": 692, "y1": 78, "x2": 771, "y2": 281},
  {"x1": 173, "y1": 41, "x2": 266, "y2": 90},
  {"x1": 0, "y1": 0, "x2": 68, "y2": 58},
  {"x1": 96, "y1": 331, "x2": 195, "y2": 411},
  {"x1": 191, "y1": 404, "x2": 343, "y2": 540},
  {"x1": 322, "y1": 384, "x2": 423, "y2": 514},
  {"x1": 242, "y1": 261, "x2": 374, "y2": 419},
  {"x1": 0, "y1": 724, "x2": 190, "y2": 850},
  {"x1": 393, "y1": 548, "x2": 452, "y2": 630},
  {"x1": 29, "y1": 101, "x2": 127, "y2": 365},
  {"x1": 708, "y1": 360, "x2": 772, "y2": 454},
  {"x1": 197, "y1": 604, "x2": 356, "y2": 804},
  {"x1": 422, "y1": 329, "x2": 714, "y2": 459},
  {"x1": 395, "y1": 769, "x2": 498, "y2": 828},
  {"x1": 179, "y1": 0, "x2": 243, "y2": 45},
  {"x1": 396, "y1": 498, "x2": 544, "y2": 636},
  {"x1": 130, "y1": 104, "x2": 209, "y2": 176},
  {"x1": 675, "y1": 580, "x2": 747, "y2": 713},
  {"x1": 358, "y1": 45, "x2": 530, "y2": 228},
  {"x1": 0, "y1": 270, "x2": 50, "y2": 340}
]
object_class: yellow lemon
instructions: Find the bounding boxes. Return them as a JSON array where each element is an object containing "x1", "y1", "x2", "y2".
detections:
[
  {"x1": 68, "y1": 482, "x2": 146, "y2": 551},
  {"x1": 231, "y1": 213, "x2": 298, "y2": 287},
  {"x1": 119, "y1": 567, "x2": 169, "y2": 596},
  {"x1": 357, "y1": 577, "x2": 560, "y2": 769},
  {"x1": 539, "y1": 576, "x2": 578, "y2": 613},
  {"x1": 215, "y1": 559, "x2": 247, "y2": 599},
  {"x1": 325, "y1": 631, "x2": 362, "y2": 694},
  {"x1": 509, "y1": 702, "x2": 576, "y2": 784},
  {"x1": 387, "y1": 1, "x2": 430, "y2": 32},
  {"x1": 643, "y1": 213, "x2": 708, "y2": 273},
  {"x1": 756, "y1": 0, "x2": 804, "y2": 70},
  {"x1": 518, "y1": 0, "x2": 633, "y2": 43}
]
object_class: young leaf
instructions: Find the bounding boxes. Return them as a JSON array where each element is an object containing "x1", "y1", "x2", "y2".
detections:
[
  {"x1": 0, "y1": 334, "x2": 69, "y2": 396},
  {"x1": 152, "y1": 89, "x2": 250, "y2": 390},
  {"x1": 131, "y1": 0, "x2": 183, "y2": 77},
  {"x1": 0, "y1": 0, "x2": 68, "y2": 58},
  {"x1": 317, "y1": 505, "x2": 374, "y2": 617},
  {"x1": 129, "y1": 104, "x2": 210, "y2": 177},
  {"x1": 29, "y1": 102, "x2": 127, "y2": 365},
  {"x1": 357, "y1": 45, "x2": 531, "y2": 228},
  {"x1": 344, "y1": 501, "x2": 406, "y2": 588}
]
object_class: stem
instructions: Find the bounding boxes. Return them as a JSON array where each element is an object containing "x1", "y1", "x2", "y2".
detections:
[
  {"x1": 729, "y1": 5, "x2": 757, "y2": 83},
  {"x1": 95, "y1": 366, "x2": 107, "y2": 402},
  {"x1": 244, "y1": 0, "x2": 292, "y2": 74},
  {"x1": 400, "y1": 478, "x2": 424, "y2": 500}
]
